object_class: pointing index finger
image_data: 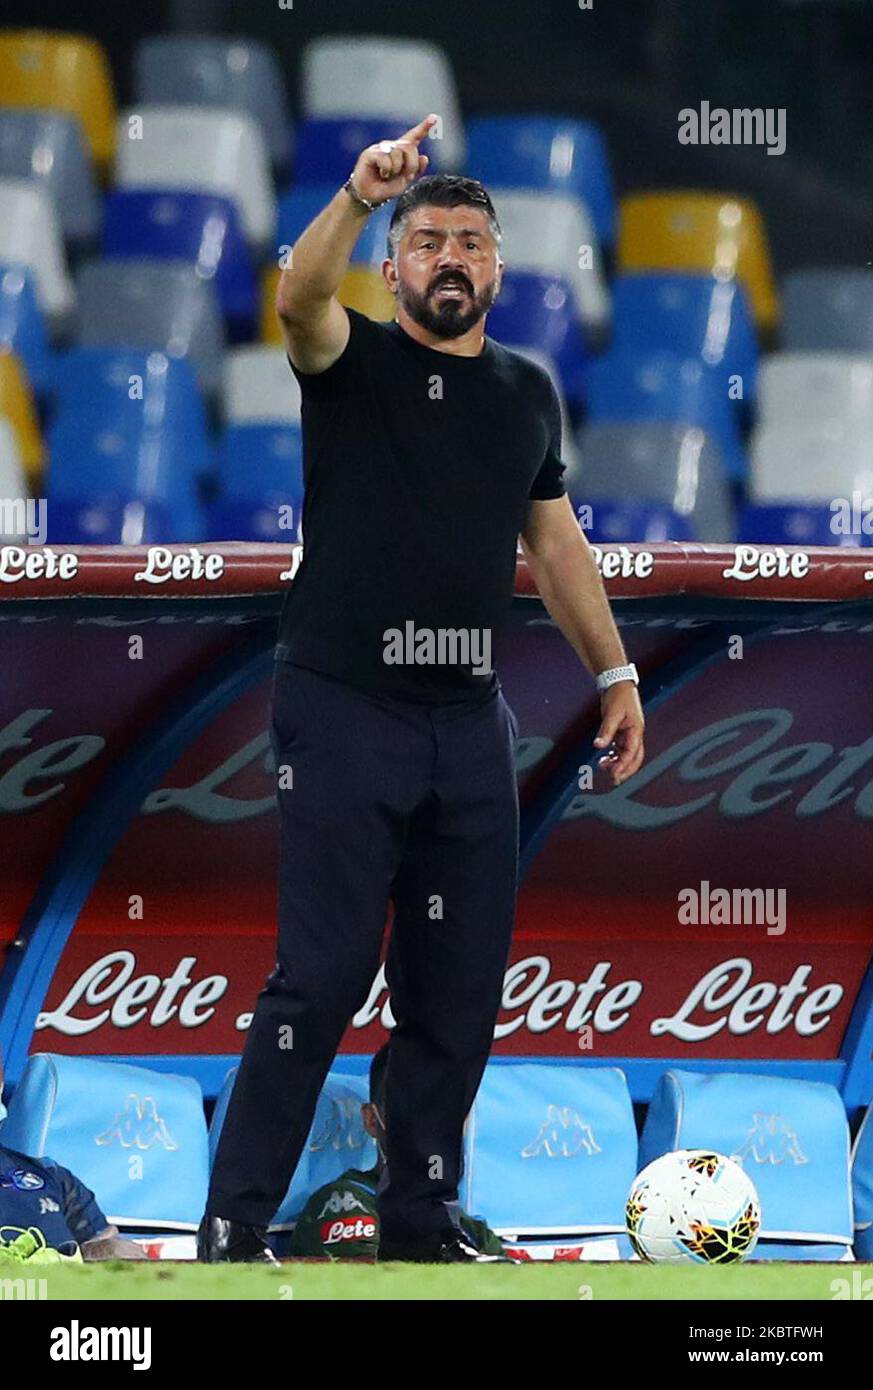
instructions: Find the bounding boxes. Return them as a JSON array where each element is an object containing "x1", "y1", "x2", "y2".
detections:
[{"x1": 400, "y1": 114, "x2": 438, "y2": 146}]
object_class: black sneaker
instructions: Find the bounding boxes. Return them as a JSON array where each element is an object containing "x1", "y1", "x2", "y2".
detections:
[
  {"x1": 197, "y1": 1215, "x2": 279, "y2": 1264},
  {"x1": 379, "y1": 1230, "x2": 517, "y2": 1264}
]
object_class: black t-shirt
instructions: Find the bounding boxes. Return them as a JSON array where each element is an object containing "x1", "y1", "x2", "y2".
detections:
[{"x1": 275, "y1": 307, "x2": 566, "y2": 703}]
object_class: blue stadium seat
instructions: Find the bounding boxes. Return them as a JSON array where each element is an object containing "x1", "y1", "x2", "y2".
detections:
[
  {"x1": 293, "y1": 116, "x2": 418, "y2": 185},
  {"x1": 47, "y1": 348, "x2": 211, "y2": 541},
  {"x1": 461, "y1": 1062, "x2": 637, "y2": 1254},
  {"x1": 0, "y1": 264, "x2": 53, "y2": 396},
  {"x1": 209, "y1": 426, "x2": 303, "y2": 541},
  {"x1": 44, "y1": 497, "x2": 176, "y2": 545},
  {"x1": 739, "y1": 503, "x2": 866, "y2": 547},
  {"x1": 134, "y1": 35, "x2": 293, "y2": 172},
  {"x1": 0, "y1": 109, "x2": 101, "y2": 246},
  {"x1": 102, "y1": 191, "x2": 257, "y2": 340},
  {"x1": 276, "y1": 184, "x2": 393, "y2": 268},
  {"x1": 74, "y1": 259, "x2": 225, "y2": 397},
  {"x1": 466, "y1": 114, "x2": 615, "y2": 247},
  {"x1": 2, "y1": 1054, "x2": 209, "y2": 1232},
  {"x1": 487, "y1": 271, "x2": 587, "y2": 408},
  {"x1": 586, "y1": 351, "x2": 746, "y2": 481},
  {"x1": 641, "y1": 1070, "x2": 853, "y2": 1260},
  {"x1": 612, "y1": 274, "x2": 758, "y2": 394},
  {"x1": 209, "y1": 1066, "x2": 375, "y2": 1231},
  {"x1": 851, "y1": 1100, "x2": 873, "y2": 1260},
  {"x1": 582, "y1": 499, "x2": 695, "y2": 543}
]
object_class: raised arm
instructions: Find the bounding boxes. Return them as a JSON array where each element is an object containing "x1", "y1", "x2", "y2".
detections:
[{"x1": 276, "y1": 114, "x2": 437, "y2": 374}]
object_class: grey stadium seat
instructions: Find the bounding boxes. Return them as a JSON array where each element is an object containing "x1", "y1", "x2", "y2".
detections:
[
  {"x1": 0, "y1": 110, "x2": 100, "y2": 246},
  {"x1": 74, "y1": 259, "x2": 225, "y2": 396},
  {"x1": 782, "y1": 269, "x2": 873, "y2": 352},
  {"x1": 133, "y1": 36, "x2": 292, "y2": 171},
  {"x1": 570, "y1": 422, "x2": 734, "y2": 542}
]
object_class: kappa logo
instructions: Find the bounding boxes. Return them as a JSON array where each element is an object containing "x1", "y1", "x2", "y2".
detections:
[
  {"x1": 95, "y1": 1094, "x2": 178, "y2": 1151},
  {"x1": 521, "y1": 1106, "x2": 601, "y2": 1158},
  {"x1": 318, "y1": 1189, "x2": 369, "y2": 1219},
  {"x1": 39, "y1": 1197, "x2": 61, "y2": 1214},
  {"x1": 732, "y1": 1113, "x2": 808, "y2": 1166},
  {"x1": 308, "y1": 1097, "x2": 367, "y2": 1154}
]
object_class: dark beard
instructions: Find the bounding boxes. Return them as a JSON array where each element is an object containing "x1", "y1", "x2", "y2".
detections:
[{"x1": 397, "y1": 276, "x2": 499, "y2": 340}]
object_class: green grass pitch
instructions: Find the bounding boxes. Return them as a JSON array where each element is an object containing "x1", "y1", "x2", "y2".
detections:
[{"x1": 30, "y1": 1261, "x2": 873, "y2": 1301}]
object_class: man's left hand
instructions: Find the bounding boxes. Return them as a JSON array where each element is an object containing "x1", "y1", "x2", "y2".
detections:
[{"x1": 593, "y1": 683, "x2": 645, "y2": 786}]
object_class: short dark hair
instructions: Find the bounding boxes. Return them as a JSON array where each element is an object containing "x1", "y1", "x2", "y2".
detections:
[
  {"x1": 387, "y1": 174, "x2": 502, "y2": 260},
  {"x1": 368, "y1": 1042, "x2": 390, "y2": 1112}
]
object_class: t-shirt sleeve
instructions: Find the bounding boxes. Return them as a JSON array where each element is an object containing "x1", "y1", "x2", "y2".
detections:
[
  {"x1": 286, "y1": 306, "x2": 373, "y2": 397},
  {"x1": 45, "y1": 1157, "x2": 108, "y2": 1244},
  {"x1": 529, "y1": 373, "x2": 567, "y2": 501}
]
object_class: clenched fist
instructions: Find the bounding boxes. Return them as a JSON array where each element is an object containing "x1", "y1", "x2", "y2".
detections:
[{"x1": 348, "y1": 114, "x2": 437, "y2": 207}]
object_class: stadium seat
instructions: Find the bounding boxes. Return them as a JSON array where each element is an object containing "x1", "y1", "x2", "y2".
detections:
[
  {"x1": 133, "y1": 35, "x2": 292, "y2": 172},
  {"x1": 739, "y1": 502, "x2": 866, "y2": 547},
  {"x1": 46, "y1": 347, "x2": 210, "y2": 542},
  {"x1": 612, "y1": 273, "x2": 758, "y2": 395},
  {"x1": 571, "y1": 422, "x2": 733, "y2": 542},
  {"x1": 301, "y1": 36, "x2": 465, "y2": 169},
  {"x1": 115, "y1": 106, "x2": 277, "y2": 249},
  {"x1": 749, "y1": 422, "x2": 873, "y2": 505},
  {"x1": 782, "y1": 269, "x2": 873, "y2": 352},
  {"x1": 277, "y1": 183, "x2": 394, "y2": 268},
  {"x1": 466, "y1": 114, "x2": 616, "y2": 248},
  {"x1": 74, "y1": 260, "x2": 225, "y2": 397},
  {"x1": 585, "y1": 501, "x2": 694, "y2": 543},
  {"x1": 0, "y1": 265, "x2": 52, "y2": 397},
  {"x1": 493, "y1": 189, "x2": 610, "y2": 341},
  {"x1": 212, "y1": 346, "x2": 303, "y2": 541},
  {"x1": 460, "y1": 1062, "x2": 637, "y2": 1253},
  {"x1": 486, "y1": 271, "x2": 587, "y2": 408},
  {"x1": 0, "y1": 110, "x2": 100, "y2": 247},
  {"x1": 851, "y1": 1099, "x2": 873, "y2": 1260},
  {"x1": 0, "y1": 178, "x2": 74, "y2": 323},
  {"x1": 0, "y1": 418, "x2": 28, "y2": 541},
  {"x1": 586, "y1": 351, "x2": 746, "y2": 481},
  {"x1": 44, "y1": 497, "x2": 177, "y2": 546},
  {"x1": 640, "y1": 1070, "x2": 854, "y2": 1260},
  {"x1": 102, "y1": 190, "x2": 258, "y2": 339},
  {"x1": 0, "y1": 29, "x2": 116, "y2": 166},
  {"x1": 292, "y1": 117, "x2": 445, "y2": 183},
  {"x1": 757, "y1": 352, "x2": 873, "y2": 428},
  {"x1": 0, "y1": 350, "x2": 44, "y2": 485},
  {"x1": 2, "y1": 1054, "x2": 209, "y2": 1232},
  {"x1": 209, "y1": 1066, "x2": 375, "y2": 1231},
  {"x1": 618, "y1": 192, "x2": 778, "y2": 333}
]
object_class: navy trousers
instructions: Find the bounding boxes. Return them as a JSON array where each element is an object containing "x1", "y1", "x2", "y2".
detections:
[{"x1": 207, "y1": 660, "x2": 519, "y2": 1242}]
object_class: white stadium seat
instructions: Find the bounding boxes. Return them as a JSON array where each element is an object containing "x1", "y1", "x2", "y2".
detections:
[
  {"x1": 223, "y1": 346, "x2": 302, "y2": 426},
  {"x1": 757, "y1": 352, "x2": 873, "y2": 427},
  {"x1": 0, "y1": 178, "x2": 74, "y2": 321},
  {"x1": 114, "y1": 106, "x2": 277, "y2": 248},
  {"x1": 750, "y1": 422, "x2": 873, "y2": 501},
  {"x1": 301, "y1": 36, "x2": 465, "y2": 169},
  {"x1": 490, "y1": 188, "x2": 610, "y2": 337}
]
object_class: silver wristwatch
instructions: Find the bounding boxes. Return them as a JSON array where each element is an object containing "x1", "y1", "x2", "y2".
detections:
[{"x1": 595, "y1": 663, "x2": 639, "y2": 693}]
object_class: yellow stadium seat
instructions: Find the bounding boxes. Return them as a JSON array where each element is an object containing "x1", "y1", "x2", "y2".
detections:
[
  {"x1": 261, "y1": 267, "x2": 396, "y2": 343},
  {"x1": 618, "y1": 192, "x2": 778, "y2": 332},
  {"x1": 0, "y1": 30, "x2": 116, "y2": 166},
  {"x1": 0, "y1": 350, "x2": 44, "y2": 485}
]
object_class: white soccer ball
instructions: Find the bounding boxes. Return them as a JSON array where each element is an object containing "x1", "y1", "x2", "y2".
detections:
[{"x1": 626, "y1": 1149, "x2": 761, "y2": 1264}]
